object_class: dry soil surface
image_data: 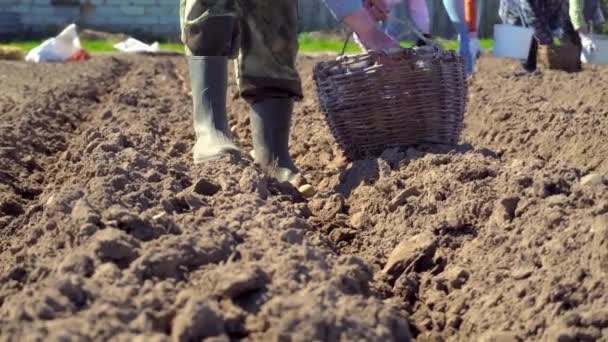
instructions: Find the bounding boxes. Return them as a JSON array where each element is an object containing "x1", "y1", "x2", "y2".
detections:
[{"x1": 0, "y1": 54, "x2": 606, "y2": 341}]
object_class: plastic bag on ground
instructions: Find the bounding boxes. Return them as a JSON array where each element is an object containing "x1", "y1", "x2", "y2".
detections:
[
  {"x1": 113, "y1": 38, "x2": 160, "y2": 53},
  {"x1": 25, "y1": 24, "x2": 89, "y2": 63}
]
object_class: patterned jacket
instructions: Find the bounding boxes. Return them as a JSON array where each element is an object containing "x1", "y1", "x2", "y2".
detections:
[{"x1": 499, "y1": 0, "x2": 567, "y2": 44}]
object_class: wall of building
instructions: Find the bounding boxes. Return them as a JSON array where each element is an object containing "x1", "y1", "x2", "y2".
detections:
[
  {"x1": 2, "y1": 0, "x2": 180, "y2": 39},
  {"x1": 0, "y1": 0, "x2": 500, "y2": 40}
]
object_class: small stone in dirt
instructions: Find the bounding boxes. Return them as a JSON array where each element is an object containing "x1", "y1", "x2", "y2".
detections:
[
  {"x1": 146, "y1": 171, "x2": 162, "y2": 183},
  {"x1": 581, "y1": 173, "x2": 604, "y2": 186},
  {"x1": 388, "y1": 186, "x2": 420, "y2": 212},
  {"x1": 479, "y1": 331, "x2": 522, "y2": 342},
  {"x1": 308, "y1": 193, "x2": 345, "y2": 220},
  {"x1": 444, "y1": 267, "x2": 470, "y2": 290},
  {"x1": 172, "y1": 298, "x2": 225, "y2": 342},
  {"x1": 592, "y1": 201, "x2": 608, "y2": 215},
  {"x1": 510, "y1": 267, "x2": 534, "y2": 280},
  {"x1": 152, "y1": 212, "x2": 166, "y2": 220},
  {"x1": 131, "y1": 235, "x2": 230, "y2": 280},
  {"x1": 545, "y1": 210, "x2": 564, "y2": 227},
  {"x1": 239, "y1": 168, "x2": 269, "y2": 198},
  {"x1": 77, "y1": 223, "x2": 99, "y2": 242},
  {"x1": 329, "y1": 228, "x2": 356, "y2": 244},
  {"x1": 543, "y1": 323, "x2": 600, "y2": 342},
  {"x1": 176, "y1": 192, "x2": 205, "y2": 211},
  {"x1": 382, "y1": 232, "x2": 437, "y2": 276},
  {"x1": 55, "y1": 276, "x2": 89, "y2": 307},
  {"x1": 490, "y1": 196, "x2": 520, "y2": 225},
  {"x1": 58, "y1": 254, "x2": 94, "y2": 277},
  {"x1": 214, "y1": 267, "x2": 269, "y2": 299},
  {"x1": 71, "y1": 199, "x2": 101, "y2": 226},
  {"x1": 350, "y1": 211, "x2": 369, "y2": 229},
  {"x1": 91, "y1": 228, "x2": 140, "y2": 265},
  {"x1": 474, "y1": 147, "x2": 499, "y2": 159},
  {"x1": 192, "y1": 178, "x2": 221, "y2": 196},
  {"x1": 298, "y1": 184, "x2": 316, "y2": 198},
  {"x1": 101, "y1": 110, "x2": 112, "y2": 120},
  {"x1": 281, "y1": 228, "x2": 305, "y2": 244},
  {"x1": 92, "y1": 262, "x2": 122, "y2": 282},
  {"x1": 546, "y1": 194, "x2": 568, "y2": 207},
  {"x1": 581, "y1": 310, "x2": 608, "y2": 329}
]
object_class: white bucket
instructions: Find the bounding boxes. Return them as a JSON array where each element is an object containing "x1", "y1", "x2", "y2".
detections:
[
  {"x1": 492, "y1": 24, "x2": 535, "y2": 60},
  {"x1": 581, "y1": 36, "x2": 608, "y2": 64}
]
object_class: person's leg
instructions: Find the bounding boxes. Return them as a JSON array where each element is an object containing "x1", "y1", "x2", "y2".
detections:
[
  {"x1": 522, "y1": 38, "x2": 538, "y2": 72},
  {"x1": 408, "y1": 0, "x2": 431, "y2": 34},
  {"x1": 180, "y1": 0, "x2": 241, "y2": 163},
  {"x1": 465, "y1": 0, "x2": 476, "y2": 33},
  {"x1": 465, "y1": 0, "x2": 484, "y2": 59},
  {"x1": 563, "y1": 12, "x2": 583, "y2": 48},
  {"x1": 238, "y1": 0, "x2": 302, "y2": 183},
  {"x1": 562, "y1": 14, "x2": 583, "y2": 70},
  {"x1": 442, "y1": 0, "x2": 474, "y2": 74},
  {"x1": 384, "y1": 1, "x2": 407, "y2": 40}
]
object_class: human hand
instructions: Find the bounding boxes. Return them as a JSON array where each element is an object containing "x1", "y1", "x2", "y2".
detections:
[
  {"x1": 363, "y1": 0, "x2": 390, "y2": 21},
  {"x1": 344, "y1": 8, "x2": 400, "y2": 50},
  {"x1": 580, "y1": 32, "x2": 597, "y2": 53},
  {"x1": 469, "y1": 37, "x2": 483, "y2": 59}
]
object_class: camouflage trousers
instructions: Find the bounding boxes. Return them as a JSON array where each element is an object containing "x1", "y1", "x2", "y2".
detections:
[{"x1": 179, "y1": 0, "x2": 302, "y2": 100}]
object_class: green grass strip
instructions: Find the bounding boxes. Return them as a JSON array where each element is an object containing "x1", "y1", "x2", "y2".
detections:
[{"x1": 3, "y1": 37, "x2": 495, "y2": 55}]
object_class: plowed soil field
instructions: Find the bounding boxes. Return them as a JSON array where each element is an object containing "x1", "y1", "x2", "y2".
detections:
[{"x1": 0, "y1": 54, "x2": 606, "y2": 341}]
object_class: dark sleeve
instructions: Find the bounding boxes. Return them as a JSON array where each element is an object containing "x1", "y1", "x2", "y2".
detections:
[
  {"x1": 524, "y1": 0, "x2": 554, "y2": 44},
  {"x1": 322, "y1": 0, "x2": 363, "y2": 20}
]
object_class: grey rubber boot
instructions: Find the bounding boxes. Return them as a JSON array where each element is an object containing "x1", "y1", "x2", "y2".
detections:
[
  {"x1": 189, "y1": 56, "x2": 240, "y2": 163},
  {"x1": 250, "y1": 98, "x2": 299, "y2": 183}
]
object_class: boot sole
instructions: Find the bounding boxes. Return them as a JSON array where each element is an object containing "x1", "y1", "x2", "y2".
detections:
[{"x1": 193, "y1": 148, "x2": 241, "y2": 164}]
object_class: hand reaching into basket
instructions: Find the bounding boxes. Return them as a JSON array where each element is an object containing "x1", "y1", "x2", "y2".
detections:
[
  {"x1": 363, "y1": 0, "x2": 390, "y2": 21},
  {"x1": 343, "y1": 6, "x2": 401, "y2": 51}
]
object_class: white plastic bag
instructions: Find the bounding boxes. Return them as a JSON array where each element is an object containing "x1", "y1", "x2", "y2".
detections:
[
  {"x1": 113, "y1": 38, "x2": 160, "y2": 53},
  {"x1": 25, "y1": 24, "x2": 82, "y2": 63}
]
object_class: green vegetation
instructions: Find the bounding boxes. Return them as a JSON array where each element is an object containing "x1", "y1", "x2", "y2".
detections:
[
  {"x1": 3, "y1": 40, "x2": 183, "y2": 53},
  {"x1": 298, "y1": 35, "x2": 495, "y2": 53},
  {"x1": 298, "y1": 34, "x2": 362, "y2": 54},
  {"x1": 3, "y1": 36, "x2": 494, "y2": 55}
]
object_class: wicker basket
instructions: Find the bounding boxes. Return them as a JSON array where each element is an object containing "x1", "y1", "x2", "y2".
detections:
[
  {"x1": 313, "y1": 47, "x2": 467, "y2": 160},
  {"x1": 538, "y1": 44, "x2": 582, "y2": 72}
]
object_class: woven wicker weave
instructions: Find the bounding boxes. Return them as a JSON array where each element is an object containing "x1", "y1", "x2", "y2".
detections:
[
  {"x1": 539, "y1": 44, "x2": 582, "y2": 72},
  {"x1": 313, "y1": 47, "x2": 467, "y2": 160}
]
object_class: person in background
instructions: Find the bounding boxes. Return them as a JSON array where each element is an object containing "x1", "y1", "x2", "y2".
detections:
[
  {"x1": 382, "y1": 0, "x2": 476, "y2": 74},
  {"x1": 499, "y1": 0, "x2": 583, "y2": 73},
  {"x1": 570, "y1": 0, "x2": 604, "y2": 53},
  {"x1": 442, "y1": 0, "x2": 474, "y2": 74},
  {"x1": 383, "y1": 0, "x2": 434, "y2": 46},
  {"x1": 465, "y1": 0, "x2": 484, "y2": 59}
]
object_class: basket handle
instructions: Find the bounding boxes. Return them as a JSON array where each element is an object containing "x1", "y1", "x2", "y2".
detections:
[{"x1": 340, "y1": 33, "x2": 353, "y2": 56}]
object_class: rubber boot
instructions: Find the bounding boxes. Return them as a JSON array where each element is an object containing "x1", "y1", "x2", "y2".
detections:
[
  {"x1": 189, "y1": 56, "x2": 240, "y2": 163},
  {"x1": 521, "y1": 39, "x2": 538, "y2": 73},
  {"x1": 250, "y1": 98, "x2": 299, "y2": 183}
]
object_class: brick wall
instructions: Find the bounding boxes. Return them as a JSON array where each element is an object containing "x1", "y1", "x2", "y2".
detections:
[{"x1": 2, "y1": 0, "x2": 181, "y2": 39}]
